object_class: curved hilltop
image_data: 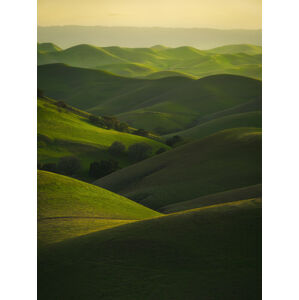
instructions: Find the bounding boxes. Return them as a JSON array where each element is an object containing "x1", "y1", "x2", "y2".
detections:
[
  {"x1": 38, "y1": 170, "x2": 161, "y2": 246},
  {"x1": 38, "y1": 198, "x2": 262, "y2": 299},
  {"x1": 95, "y1": 128, "x2": 262, "y2": 210}
]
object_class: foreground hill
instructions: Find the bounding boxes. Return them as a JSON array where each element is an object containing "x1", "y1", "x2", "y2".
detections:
[
  {"x1": 37, "y1": 97, "x2": 168, "y2": 180},
  {"x1": 38, "y1": 198, "x2": 262, "y2": 299},
  {"x1": 38, "y1": 170, "x2": 161, "y2": 246},
  {"x1": 38, "y1": 64, "x2": 262, "y2": 133},
  {"x1": 95, "y1": 128, "x2": 262, "y2": 210},
  {"x1": 37, "y1": 42, "x2": 262, "y2": 80}
]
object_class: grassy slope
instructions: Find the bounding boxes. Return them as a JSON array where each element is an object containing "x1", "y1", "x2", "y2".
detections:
[
  {"x1": 160, "y1": 184, "x2": 262, "y2": 213},
  {"x1": 95, "y1": 128, "x2": 262, "y2": 210},
  {"x1": 38, "y1": 170, "x2": 161, "y2": 246},
  {"x1": 38, "y1": 64, "x2": 262, "y2": 133},
  {"x1": 164, "y1": 111, "x2": 262, "y2": 141},
  {"x1": 208, "y1": 44, "x2": 262, "y2": 55},
  {"x1": 38, "y1": 198, "x2": 262, "y2": 300},
  {"x1": 37, "y1": 97, "x2": 169, "y2": 179},
  {"x1": 37, "y1": 42, "x2": 62, "y2": 53},
  {"x1": 37, "y1": 43, "x2": 262, "y2": 79},
  {"x1": 143, "y1": 70, "x2": 197, "y2": 79}
]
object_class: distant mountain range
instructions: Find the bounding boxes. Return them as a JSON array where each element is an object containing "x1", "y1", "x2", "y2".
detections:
[{"x1": 37, "y1": 26, "x2": 262, "y2": 49}]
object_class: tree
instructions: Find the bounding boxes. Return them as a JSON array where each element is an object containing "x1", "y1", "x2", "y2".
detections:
[
  {"x1": 166, "y1": 135, "x2": 183, "y2": 147},
  {"x1": 118, "y1": 122, "x2": 129, "y2": 132},
  {"x1": 89, "y1": 160, "x2": 119, "y2": 178},
  {"x1": 55, "y1": 100, "x2": 67, "y2": 108},
  {"x1": 109, "y1": 141, "x2": 126, "y2": 155},
  {"x1": 128, "y1": 143, "x2": 152, "y2": 162},
  {"x1": 134, "y1": 128, "x2": 150, "y2": 137},
  {"x1": 58, "y1": 156, "x2": 81, "y2": 176},
  {"x1": 102, "y1": 116, "x2": 120, "y2": 130},
  {"x1": 156, "y1": 147, "x2": 167, "y2": 155}
]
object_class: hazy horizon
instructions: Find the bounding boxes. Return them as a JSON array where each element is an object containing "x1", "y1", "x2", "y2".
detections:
[{"x1": 38, "y1": 0, "x2": 261, "y2": 29}]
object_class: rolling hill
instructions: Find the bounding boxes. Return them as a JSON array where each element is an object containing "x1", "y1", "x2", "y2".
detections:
[
  {"x1": 37, "y1": 96, "x2": 169, "y2": 180},
  {"x1": 160, "y1": 184, "x2": 262, "y2": 213},
  {"x1": 38, "y1": 63, "x2": 262, "y2": 133},
  {"x1": 208, "y1": 44, "x2": 262, "y2": 55},
  {"x1": 37, "y1": 42, "x2": 262, "y2": 79},
  {"x1": 164, "y1": 111, "x2": 262, "y2": 141},
  {"x1": 94, "y1": 128, "x2": 262, "y2": 210},
  {"x1": 38, "y1": 197, "x2": 262, "y2": 299},
  {"x1": 38, "y1": 170, "x2": 161, "y2": 247}
]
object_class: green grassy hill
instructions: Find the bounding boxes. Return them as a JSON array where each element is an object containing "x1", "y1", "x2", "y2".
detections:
[
  {"x1": 98, "y1": 62, "x2": 155, "y2": 77},
  {"x1": 38, "y1": 198, "x2": 262, "y2": 300},
  {"x1": 164, "y1": 111, "x2": 262, "y2": 141},
  {"x1": 144, "y1": 70, "x2": 197, "y2": 79},
  {"x1": 37, "y1": 97, "x2": 169, "y2": 180},
  {"x1": 37, "y1": 42, "x2": 62, "y2": 53},
  {"x1": 37, "y1": 43, "x2": 262, "y2": 79},
  {"x1": 95, "y1": 128, "x2": 262, "y2": 210},
  {"x1": 38, "y1": 170, "x2": 161, "y2": 246},
  {"x1": 208, "y1": 44, "x2": 262, "y2": 55},
  {"x1": 38, "y1": 63, "x2": 262, "y2": 133},
  {"x1": 160, "y1": 184, "x2": 262, "y2": 213}
]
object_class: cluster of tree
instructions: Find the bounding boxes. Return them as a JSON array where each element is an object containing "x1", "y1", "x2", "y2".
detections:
[
  {"x1": 88, "y1": 114, "x2": 129, "y2": 132},
  {"x1": 128, "y1": 142, "x2": 152, "y2": 162},
  {"x1": 133, "y1": 128, "x2": 150, "y2": 137},
  {"x1": 108, "y1": 141, "x2": 126, "y2": 155},
  {"x1": 165, "y1": 135, "x2": 183, "y2": 147},
  {"x1": 89, "y1": 159, "x2": 119, "y2": 178},
  {"x1": 38, "y1": 156, "x2": 81, "y2": 176}
]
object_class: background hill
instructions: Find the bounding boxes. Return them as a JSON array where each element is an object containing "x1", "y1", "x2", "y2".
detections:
[
  {"x1": 37, "y1": 96, "x2": 168, "y2": 180},
  {"x1": 37, "y1": 26, "x2": 262, "y2": 49},
  {"x1": 95, "y1": 128, "x2": 262, "y2": 210},
  {"x1": 37, "y1": 43, "x2": 262, "y2": 80},
  {"x1": 38, "y1": 64, "x2": 262, "y2": 134},
  {"x1": 38, "y1": 198, "x2": 262, "y2": 300},
  {"x1": 164, "y1": 111, "x2": 262, "y2": 141},
  {"x1": 38, "y1": 170, "x2": 161, "y2": 247}
]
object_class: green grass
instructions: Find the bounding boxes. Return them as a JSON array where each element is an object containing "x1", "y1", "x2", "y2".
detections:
[
  {"x1": 38, "y1": 63, "x2": 261, "y2": 133},
  {"x1": 38, "y1": 198, "x2": 262, "y2": 300},
  {"x1": 95, "y1": 128, "x2": 262, "y2": 210},
  {"x1": 38, "y1": 170, "x2": 161, "y2": 246},
  {"x1": 208, "y1": 44, "x2": 262, "y2": 55},
  {"x1": 164, "y1": 111, "x2": 262, "y2": 141},
  {"x1": 37, "y1": 97, "x2": 169, "y2": 179},
  {"x1": 160, "y1": 184, "x2": 262, "y2": 213},
  {"x1": 37, "y1": 42, "x2": 62, "y2": 53},
  {"x1": 37, "y1": 43, "x2": 262, "y2": 80}
]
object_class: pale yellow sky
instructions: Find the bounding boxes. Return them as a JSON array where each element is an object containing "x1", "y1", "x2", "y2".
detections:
[{"x1": 38, "y1": 0, "x2": 262, "y2": 29}]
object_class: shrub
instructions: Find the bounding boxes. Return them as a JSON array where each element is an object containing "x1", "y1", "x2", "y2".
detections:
[
  {"x1": 109, "y1": 141, "x2": 126, "y2": 155},
  {"x1": 56, "y1": 100, "x2": 67, "y2": 108},
  {"x1": 135, "y1": 128, "x2": 149, "y2": 137},
  {"x1": 58, "y1": 156, "x2": 81, "y2": 176},
  {"x1": 166, "y1": 135, "x2": 183, "y2": 147},
  {"x1": 128, "y1": 143, "x2": 152, "y2": 162},
  {"x1": 89, "y1": 160, "x2": 119, "y2": 178},
  {"x1": 118, "y1": 122, "x2": 129, "y2": 132}
]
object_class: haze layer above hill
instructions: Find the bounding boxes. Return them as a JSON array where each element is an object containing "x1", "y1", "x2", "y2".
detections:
[{"x1": 38, "y1": 26, "x2": 262, "y2": 49}]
